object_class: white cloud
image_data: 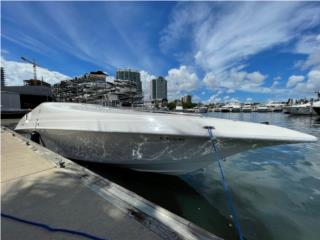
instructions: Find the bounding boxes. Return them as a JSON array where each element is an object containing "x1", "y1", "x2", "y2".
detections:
[
  {"x1": 227, "y1": 89, "x2": 235, "y2": 93},
  {"x1": 204, "y1": 95, "x2": 220, "y2": 104},
  {"x1": 140, "y1": 70, "x2": 156, "y2": 100},
  {"x1": 203, "y1": 72, "x2": 216, "y2": 89},
  {"x1": 246, "y1": 97, "x2": 253, "y2": 102},
  {"x1": 295, "y1": 34, "x2": 320, "y2": 54},
  {"x1": 286, "y1": 75, "x2": 305, "y2": 88},
  {"x1": 161, "y1": 2, "x2": 320, "y2": 96},
  {"x1": 271, "y1": 81, "x2": 279, "y2": 88},
  {"x1": 166, "y1": 65, "x2": 199, "y2": 99},
  {"x1": 203, "y1": 68, "x2": 267, "y2": 92},
  {"x1": 204, "y1": 90, "x2": 223, "y2": 104},
  {"x1": 294, "y1": 70, "x2": 320, "y2": 94},
  {"x1": 221, "y1": 95, "x2": 239, "y2": 103},
  {"x1": 1, "y1": 58, "x2": 69, "y2": 86},
  {"x1": 159, "y1": 3, "x2": 211, "y2": 53},
  {"x1": 295, "y1": 34, "x2": 320, "y2": 70},
  {"x1": 192, "y1": 95, "x2": 202, "y2": 103},
  {"x1": 229, "y1": 97, "x2": 240, "y2": 103},
  {"x1": 193, "y1": 2, "x2": 320, "y2": 73}
]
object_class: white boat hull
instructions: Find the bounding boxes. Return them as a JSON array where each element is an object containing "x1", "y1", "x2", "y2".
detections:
[
  {"x1": 256, "y1": 108, "x2": 270, "y2": 112},
  {"x1": 289, "y1": 106, "x2": 315, "y2": 115},
  {"x1": 34, "y1": 129, "x2": 287, "y2": 174},
  {"x1": 15, "y1": 103, "x2": 317, "y2": 175},
  {"x1": 286, "y1": 102, "x2": 318, "y2": 115}
]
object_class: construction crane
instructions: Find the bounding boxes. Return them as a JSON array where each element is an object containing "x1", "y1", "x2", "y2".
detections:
[{"x1": 21, "y1": 57, "x2": 39, "y2": 80}]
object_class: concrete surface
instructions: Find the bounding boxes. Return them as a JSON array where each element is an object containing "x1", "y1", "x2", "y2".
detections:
[
  {"x1": 1, "y1": 128, "x2": 222, "y2": 240},
  {"x1": 1, "y1": 130, "x2": 162, "y2": 240}
]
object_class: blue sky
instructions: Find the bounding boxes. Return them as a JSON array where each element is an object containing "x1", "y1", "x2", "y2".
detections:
[{"x1": 1, "y1": 1, "x2": 320, "y2": 103}]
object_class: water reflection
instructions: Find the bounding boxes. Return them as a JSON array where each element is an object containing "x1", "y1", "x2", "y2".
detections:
[{"x1": 183, "y1": 112, "x2": 320, "y2": 240}]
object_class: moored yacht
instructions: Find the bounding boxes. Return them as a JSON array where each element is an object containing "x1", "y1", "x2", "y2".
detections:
[
  {"x1": 175, "y1": 105, "x2": 184, "y2": 112},
  {"x1": 231, "y1": 103, "x2": 241, "y2": 112},
  {"x1": 256, "y1": 105, "x2": 270, "y2": 112},
  {"x1": 266, "y1": 102, "x2": 284, "y2": 112},
  {"x1": 15, "y1": 103, "x2": 317, "y2": 175},
  {"x1": 195, "y1": 106, "x2": 208, "y2": 113},
  {"x1": 220, "y1": 102, "x2": 241, "y2": 112},
  {"x1": 242, "y1": 104, "x2": 252, "y2": 112},
  {"x1": 283, "y1": 106, "x2": 291, "y2": 114},
  {"x1": 288, "y1": 102, "x2": 316, "y2": 115},
  {"x1": 220, "y1": 104, "x2": 231, "y2": 112}
]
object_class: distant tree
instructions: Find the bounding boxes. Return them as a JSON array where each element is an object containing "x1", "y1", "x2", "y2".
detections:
[
  {"x1": 182, "y1": 102, "x2": 196, "y2": 109},
  {"x1": 168, "y1": 101, "x2": 176, "y2": 110}
]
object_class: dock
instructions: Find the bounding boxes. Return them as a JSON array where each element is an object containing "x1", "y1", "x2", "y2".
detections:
[{"x1": 1, "y1": 127, "x2": 222, "y2": 240}]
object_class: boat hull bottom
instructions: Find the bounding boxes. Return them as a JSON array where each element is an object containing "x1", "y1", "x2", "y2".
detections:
[{"x1": 126, "y1": 160, "x2": 212, "y2": 175}]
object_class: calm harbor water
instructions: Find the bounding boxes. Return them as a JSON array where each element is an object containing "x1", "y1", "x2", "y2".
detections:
[
  {"x1": 3, "y1": 113, "x2": 320, "y2": 240},
  {"x1": 83, "y1": 112, "x2": 320, "y2": 240}
]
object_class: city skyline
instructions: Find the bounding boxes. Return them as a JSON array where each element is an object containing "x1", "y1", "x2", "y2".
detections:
[{"x1": 1, "y1": 1, "x2": 320, "y2": 103}]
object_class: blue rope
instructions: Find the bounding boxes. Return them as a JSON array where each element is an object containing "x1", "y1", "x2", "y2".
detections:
[
  {"x1": 206, "y1": 127, "x2": 244, "y2": 240},
  {"x1": 1, "y1": 213, "x2": 110, "y2": 240}
]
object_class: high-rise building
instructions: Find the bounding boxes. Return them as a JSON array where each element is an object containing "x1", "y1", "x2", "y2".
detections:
[
  {"x1": 116, "y1": 69, "x2": 142, "y2": 92},
  {"x1": 1, "y1": 67, "x2": 5, "y2": 86},
  {"x1": 181, "y1": 95, "x2": 192, "y2": 104},
  {"x1": 151, "y1": 76, "x2": 167, "y2": 100}
]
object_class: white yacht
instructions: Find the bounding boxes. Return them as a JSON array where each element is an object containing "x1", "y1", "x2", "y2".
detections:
[
  {"x1": 195, "y1": 106, "x2": 208, "y2": 113},
  {"x1": 242, "y1": 104, "x2": 252, "y2": 112},
  {"x1": 266, "y1": 102, "x2": 284, "y2": 112},
  {"x1": 289, "y1": 102, "x2": 316, "y2": 115},
  {"x1": 175, "y1": 105, "x2": 184, "y2": 112},
  {"x1": 256, "y1": 105, "x2": 270, "y2": 112},
  {"x1": 221, "y1": 103, "x2": 241, "y2": 112},
  {"x1": 283, "y1": 106, "x2": 292, "y2": 114},
  {"x1": 231, "y1": 103, "x2": 241, "y2": 112},
  {"x1": 220, "y1": 104, "x2": 231, "y2": 112},
  {"x1": 15, "y1": 103, "x2": 317, "y2": 175}
]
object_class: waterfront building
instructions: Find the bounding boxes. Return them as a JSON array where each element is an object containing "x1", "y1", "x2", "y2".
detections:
[
  {"x1": 53, "y1": 71, "x2": 143, "y2": 107},
  {"x1": 151, "y1": 76, "x2": 167, "y2": 100},
  {"x1": 116, "y1": 68, "x2": 142, "y2": 92},
  {"x1": 1, "y1": 79, "x2": 52, "y2": 110},
  {"x1": 181, "y1": 95, "x2": 192, "y2": 104},
  {"x1": 1, "y1": 78, "x2": 52, "y2": 117}
]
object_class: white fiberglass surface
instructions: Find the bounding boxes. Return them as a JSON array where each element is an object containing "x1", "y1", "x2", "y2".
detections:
[{"x1": 16, "y1": 103, "x2": 317, "y2": 143}]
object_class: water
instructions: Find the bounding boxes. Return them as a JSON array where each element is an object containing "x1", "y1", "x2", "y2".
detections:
[
  {"x1": 183, "y1": 113, "x2": 320, "y2": 240},
  {"x1": 3, "y1": 113, "x2": 320, "y2": 240},
  {"x1": 86, "y1": 112, "x2": 320, "y2": 240}
]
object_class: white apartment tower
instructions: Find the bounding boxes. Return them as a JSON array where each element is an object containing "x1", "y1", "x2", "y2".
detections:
[{"x1": 151, "y1": 76, "x2": 167, "y2": 100}]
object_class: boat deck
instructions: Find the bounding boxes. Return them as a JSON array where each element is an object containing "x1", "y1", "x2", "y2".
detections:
[{"x1": 1, "y1": 127, "x2": 221, "y2": 240}]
